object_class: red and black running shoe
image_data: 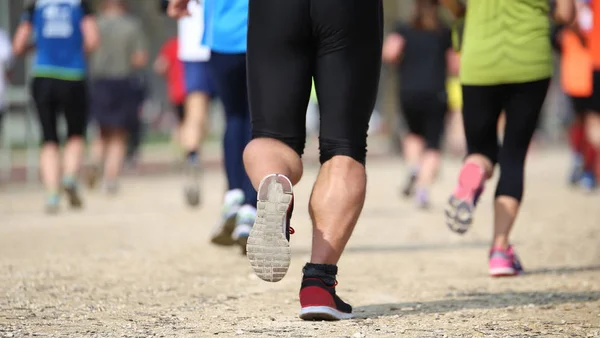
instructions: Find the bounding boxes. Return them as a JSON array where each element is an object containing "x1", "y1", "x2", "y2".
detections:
[{"x1": 299, "y1": 278, "x2": 353, "y2": 321}]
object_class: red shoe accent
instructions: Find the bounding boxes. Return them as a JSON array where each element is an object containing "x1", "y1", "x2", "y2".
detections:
[{"x1": 300, "y1": 286, "x2": 336, "y2": 309}]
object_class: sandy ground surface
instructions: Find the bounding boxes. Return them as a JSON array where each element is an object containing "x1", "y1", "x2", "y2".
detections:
[{"x1": 0, "y1": 149, "x2": 599, "y2": 337}]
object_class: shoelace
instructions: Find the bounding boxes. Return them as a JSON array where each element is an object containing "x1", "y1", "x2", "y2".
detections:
[{"x1": 289, "y1": 227, "x2": 295, "y2": 235}]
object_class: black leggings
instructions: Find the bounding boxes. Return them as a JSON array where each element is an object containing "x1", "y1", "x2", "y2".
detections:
[
  {"x1": 32, "y1": 77, "x2": 88, "y2": 144},
  {"x1": 462, "y1": 78, "x2": 550, "y2": 201},
  {"x1": 247, "y1": 0, "x2": 383, "y2": 164}
]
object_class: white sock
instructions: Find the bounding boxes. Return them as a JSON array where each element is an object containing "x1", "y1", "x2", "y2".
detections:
[{"x1": 224, "y1": 189, "x2": 245, "y2": 206}]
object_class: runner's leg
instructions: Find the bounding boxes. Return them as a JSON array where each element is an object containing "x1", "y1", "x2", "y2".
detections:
[
  {"x1": 308, "y1": 0, "x2": 382, "y2": 265},
  {"x1": 209, "y1": 52, "x2": 256, "y2": 248},
  {"x1": 399, "y1": 95, "x2": 425, "y2": 198},
  {"x1": 60, "y1": 79, "x2": 87, "y2": 208},
  {"x1": 489, "y1": 78, "x2": 549, "y2": 276},
  {"x1": 413, "y1": 94, "x2": 446, "y2": 208},
  {"x1": 445, "y1": 84, "x2": 503, "y2": 234},
  {"x1": 32, "y1": 78, "x2": 61, "y2": 213},
  {"x1": 181, "y1": 62, "x2": 213, "y2": 206},
  {"x1": 244, "y1": 0, "x2": 313, "y2": 280}
]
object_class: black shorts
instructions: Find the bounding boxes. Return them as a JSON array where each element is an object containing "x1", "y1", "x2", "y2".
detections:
[
  {"x1": 571, "y1": 71, "x2": 600, "y2": 114},
  {"x1": 90, "y1": 77, "x2": 144, "y2": 130},
  {"x1": 247, "y1": 0, "x2": 383, "y2": 164},
  {"x1": 400, "y1": 91, "x2": 447, "y2": 150},
  {"x1": 31, "y1": 77, "x2": 88, "y2": 144}
]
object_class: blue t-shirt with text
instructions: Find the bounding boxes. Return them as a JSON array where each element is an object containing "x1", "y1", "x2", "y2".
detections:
[{"x1": 23, "y1": 0, "x2": 92, "y2": 80}]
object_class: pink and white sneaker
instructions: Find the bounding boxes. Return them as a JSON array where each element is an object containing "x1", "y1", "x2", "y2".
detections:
[
  {"x1": 489, "y1": 245, "x2": 524, "y2": 277},
  {"x1": 445, "y1": 162, "x2": 486, "y2": 234}
]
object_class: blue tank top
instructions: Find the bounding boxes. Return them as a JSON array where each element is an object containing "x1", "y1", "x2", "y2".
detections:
[{"x1": 23, "y1": 0, "x2": 92, "y2": 80}]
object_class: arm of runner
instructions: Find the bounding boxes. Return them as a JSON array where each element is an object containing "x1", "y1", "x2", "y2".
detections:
[
  {"x1": 12, "y1": 2, "x2": 35, "y2": 57},
  {"x1": 382, "y1": 22, "x2": 409, "y2": 65},
  {"x1": 168, "y1": 0, "x2": 194, "y2": 19},
  {"x1": 440, "y1": 0, "x2": 466, "y2": 19},
  {"x1": 81, "y1": 0, "x2": 100, "y2": 53},
  {"x1": 153, "y1": 56, "x2": 169, "y2": 76},
  {"x1": 382, "y1": 33, "x2": 405, "y2": 64},
  {"x1": 154, "y1": 43, "x2": 170, "y2": 76},
  {"x1": 444, "y1": 27, "x2": 459, "y2": 76},
  {"x1": 550, "y1": 24, "x2": 565, "y2": 53},
  {"x1": 553, "y1": 0, "x2": 576, "y2": 24},
  {"x1": 130, "y1": 20, "x2": 149, "y2": 69}
]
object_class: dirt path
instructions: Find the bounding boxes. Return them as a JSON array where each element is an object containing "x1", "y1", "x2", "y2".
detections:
[{"x1": 0, "y1": 150, "x2": 599, "y2": 337}]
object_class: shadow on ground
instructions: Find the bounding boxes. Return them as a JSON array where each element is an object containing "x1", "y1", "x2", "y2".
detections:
[
  {"x1": 292, "y1": 241, "x2": 490, "y2": 256},
  {"x1": 355, "y1": 290, "x2": 600, "y2": 319},
  {"x1": 525, "y1": 265, "x2": 600, "y2": 276}
]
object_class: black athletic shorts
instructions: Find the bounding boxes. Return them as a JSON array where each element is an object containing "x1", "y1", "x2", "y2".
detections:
[
  {"x1": 31, "y1": 77, "x2": 88, "y2": 144},
  {"x1": 572, "y1": 71, "x2": 600, "y2": 114},
  {"x1": 247, "y1": 0, "x2": 383, "y2": 163},
  {"x1": 400, "y1": 91, "x2": 447, "y2": 150}
]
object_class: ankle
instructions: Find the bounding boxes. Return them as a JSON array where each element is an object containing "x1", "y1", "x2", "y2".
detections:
[
  {"x1": 62, "y1": 175, "x2": 77, "y2": 187},
  {"x1": 302, "y1": 263, "x2": 337, "y2": 286},
  {"x1": 491, "y1": 239, "x2": 510, "y2": 250},
  {"x1": 186, "y1": 150, "x2": 199, "y2": 162}
]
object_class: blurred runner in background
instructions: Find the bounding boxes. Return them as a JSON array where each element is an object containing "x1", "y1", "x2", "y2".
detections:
[
  {"x1": 169, "y1": 0, "x2": 256, "y2": 253},
  {"x1": 582, "y1": 0, "x2": 600, "y2": 186},
  {"x1": 168, "y1": 0, "x2": 216, "y2": 207},
  {"x1": 383, "y1": 0, "x2": 457, "y2": 209},
  {"x1": 154, "y1": 36, "x2": 186, "y2": 151},
  {"x1": 87, "y1": 0, "x2": 148, "y2": 195},
  {"x1": 554, "y1": 0, "x2": 597, "y2": 191},
  {"x1": 12, "y1": 0, "x2": 99, "y2": 213},
  {"x1": 442, "y1": 0, "x2": 575, "y2": 277}
]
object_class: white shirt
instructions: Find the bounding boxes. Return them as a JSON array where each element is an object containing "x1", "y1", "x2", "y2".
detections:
[
  {"x1": 177, "y1": 1, "x2": 211, "y2": 62},
  {"x1": 578, "y1": 4, "x2": 593, "y2": 32},
  {"x1": 0, "y1": 29, "x2": 12, "y2": 110}
]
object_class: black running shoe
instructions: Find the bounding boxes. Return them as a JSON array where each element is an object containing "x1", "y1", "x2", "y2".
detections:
[{"x1": 401, "y1": 172, "x2": 417, "y2": 197}]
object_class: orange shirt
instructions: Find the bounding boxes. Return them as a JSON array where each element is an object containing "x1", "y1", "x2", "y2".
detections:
[{"x1": 561, "y1": 29, "x2": 593, "y2": 96}]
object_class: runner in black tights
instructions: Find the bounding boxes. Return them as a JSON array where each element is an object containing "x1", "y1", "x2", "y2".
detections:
[{"x1": 244, "y1": 0, "x2": 383, "y2": 320}]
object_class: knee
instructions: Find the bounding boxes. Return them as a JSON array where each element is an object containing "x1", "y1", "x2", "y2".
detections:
[
  {"x1": 243, "y1": 137, "x2": 303, "y2": 184},
  {"x1": 41, "y1": 132, "x2": 59, "y2": 145},
  {"x1": 466, "y1": 142, "x2": 498, "y2": 167},
  {"x1": 319, "y1": 138, "x2": 366, "y2": 165},
  {"x1": 67, "y1": 129, "x2": 85, "y2": 140},
  {"x1": 425, "y1": 137, "x2": 442, "y2": 151},
  {"x1": 41, "y1": 139, "x2": 59, "y2": 147},
  {"x1": 251, "y1": 131, "x2": 305, "y2": 157}
]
